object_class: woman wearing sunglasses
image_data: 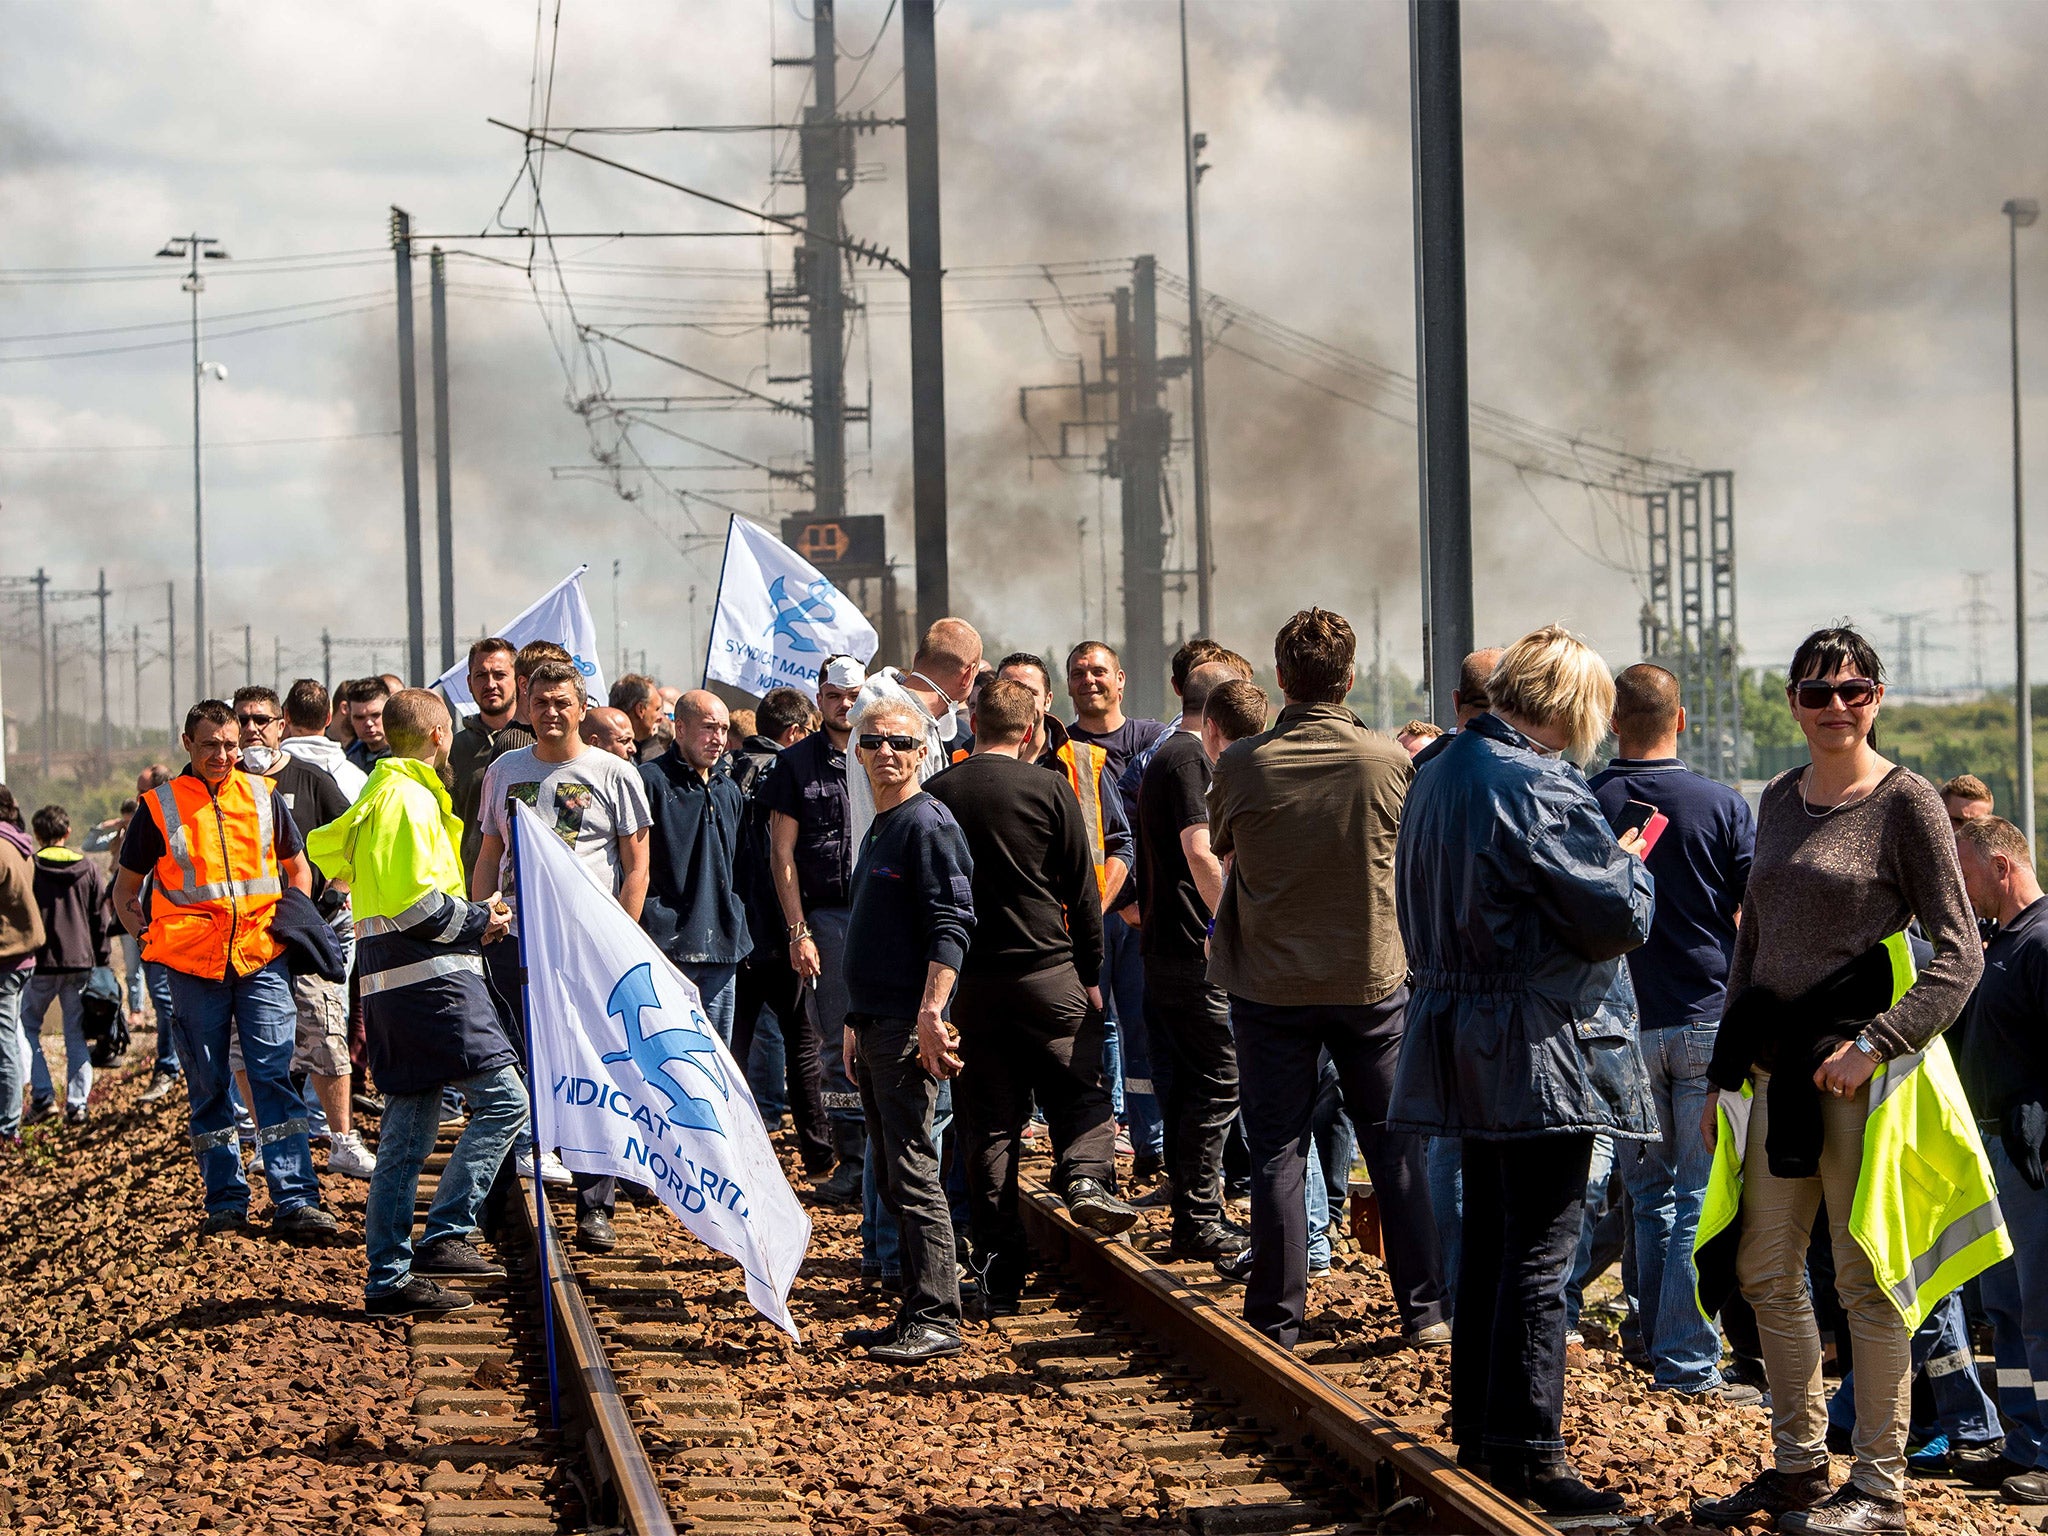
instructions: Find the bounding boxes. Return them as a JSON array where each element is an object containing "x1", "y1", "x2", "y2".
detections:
[{"x1": 1693, "y1": 627, "x2": 1984, "y2": 1536}]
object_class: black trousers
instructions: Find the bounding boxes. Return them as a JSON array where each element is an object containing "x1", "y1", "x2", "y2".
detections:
[
  {"x1": 953, "y1": 962, "x2": 1119, "y2": 1299},
  {"x1": 851, "y1": 1012, "x2": 962, "y2": 1335},
  {"x1": 1230, "y1": 989, "x2": 1447, "y2": 1346},
  {"x1": 1142, "y1": 953, "x2": 1239, "y2": 1234},
  {"x1": 1453, "y1": 1133, "x2": 1594, "y2": 1462},
  {"x1": 733, "y1": 948, "x2": 832, "y2": 1174}
]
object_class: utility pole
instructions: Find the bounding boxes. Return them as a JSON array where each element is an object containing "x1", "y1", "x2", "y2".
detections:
[
  {"x1": 1179, "y1": 1, "x2": 1214, "y2": 636},
  {"x1": 132, "y1": 624, "x2": 143, "y2": 736},
  {"x1": 273, "y1": 635, "x2": 283, "y2": 691},
  {"x1": 322, "y1": 630, "x2": 333, "y2": 693},
  {"x1": 34, "y1": 567, "x2": 48, "y2": 779},
  {"x1": 1123, "y1": 260, "x2": 1170, "y2": 718},
  {"x1": 243, "y1": 624, "x2": 253, "y2": 689},
  {"x1": 430, "y1": 245, "x2": 456, "y2": 675},
  {"x1": 391, "y1": 207, "x2": 425, "y2": 685},
  {"x1": 2005, "y1": 197, "x2": 2039, "y2": 853},
  {"x1": 804, "y1": 1, "x2": 848, "y2": 525},
  {"x1": 96, "y1": 569, "x2": 110, "y2": 765},
  {"x1": 1373, "y1": 588, "x2": 1389, "y2": 731},
  {"x1": 165, "y1": 581, "x2": 177, "y2": 741},
  {"x1": 156, "y1": 233, "x2": 226, "y2": 699},
  {"x1": 1408, "y1": 0, "x2": 1476, "y2": 725},
  {"x1": 612, "y1": 559, "x2": 624, "y2": 678},
  {"x1": 903, "y1": 0, "x2": 949, "y2": 632}
]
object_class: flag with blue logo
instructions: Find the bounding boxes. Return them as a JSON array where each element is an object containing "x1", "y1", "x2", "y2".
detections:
[
  {"x1": 704, "y1": 516, "x2": 878, "y2": 699},
  {"x1": 434, "y1": 566, "x2": 607, "y2": 709},
  {"x1": 512, "y1": 801, "x2": 810, "y2": 1339}
]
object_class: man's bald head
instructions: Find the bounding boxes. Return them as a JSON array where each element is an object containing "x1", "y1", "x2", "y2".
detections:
[
  {"x1": 913, "y1": 617, "x2": 984, "y2": 700},
  {"x1": 1612, "y1": 663, "x2": 1684, "y2": 758},
  {"x1": 581, "y1": 706, "x2": 636, "y2": 760},
  {"x1": 1454, "y1": 647, "x2": 1506, "y2": 725},
  {"x1": 1179, "y1": 660, "x2": 1240, "y2": 721},
  {"x1": 674, "y1": 689, "x2": 731, "y2": 773}
]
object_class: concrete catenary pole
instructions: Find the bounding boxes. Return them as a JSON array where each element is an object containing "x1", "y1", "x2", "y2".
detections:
[
  {"x1": 903, "y1": 0, "x2": 950, "y2": 633},
  {"x1": 391, "y1": 208, "x2": 425, "y2": 685}
]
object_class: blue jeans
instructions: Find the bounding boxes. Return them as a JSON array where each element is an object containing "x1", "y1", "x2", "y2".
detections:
[
  {"x1": 144, "y1": 961, "x2": 179, "y2": 1075},
  {"x1": 1830, "y1": 1289, "x2": 2000, "y2": 1449},
  {"x1": 807, "y1": 907, "x2": 862, "y2": 1130},
  {"x1": 677, "y1": 961, "x2": 739, "y2": 1047},
  {"x1": 1983, "y1": 1139, "x2": 2048, "y2": 1466},
  {"x1": 0, "y1": 968, "x2": 31, "y2": 1136},
  {"x1": 745, "y1": 1003, "x2": 790, "y2": 1118},
  {"x1": 1616, "y1": 1022, "x2": 1726, "y2": 1389},
  {"x1": 365, "y1": 1064, "x2": 528, "y2": 1298},
  {"x1": 120, "y1": 935, "x2": 146, "y2": 1013},
  {"x1": 863, "y1": 1078, "x2": 953, "y2": 1275},
  {"x1": 1429, "y1": 1135, "x2": 1464, "y2": 1312},
  {"x1": 23, "y1": 972, "x2": 92, "y2": 1111},
  {"x1": 1101, "y1": 913, "x2": 1162, "y2": 1159},
  {"x1": 167, "y1": 958, "x2": 321, "y2": 1218}
]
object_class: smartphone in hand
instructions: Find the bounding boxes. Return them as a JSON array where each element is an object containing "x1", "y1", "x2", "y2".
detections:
[{"x1": 1615, "y1": 799, "x2": 1669, "y2": 858}]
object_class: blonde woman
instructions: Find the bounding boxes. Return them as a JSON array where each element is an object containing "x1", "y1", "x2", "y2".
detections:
[{"x1": 1389, "y1": 624, "x2": 1656, "y2": 1517}]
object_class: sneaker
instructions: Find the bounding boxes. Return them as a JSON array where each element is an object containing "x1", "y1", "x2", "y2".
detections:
[
  {"x1": 1955, "y1": 1447, "x2": 2028, "y2": 1488},
  {"x1": 1113, "y1": 1130, "x2": 1134, "y2": 1156},
  {"x1": 512, "y1": 1149, "x2": 575, "y2": 1187},
  {"x1": 326, "y1": 1132, "x2": 377, "y2": 1181},
  {"x1": 576, "y1": 1210, "x2": 616, "y2": 1253},
  {"x1": 63, "y1": 1104, "x2": 87, "y2": 1127},
  {"x1": 1692, "y1": 1467, "x2": 1832, "y2": 1528},
  {"x1": 1065, "y1": 1177, "x2": 1139, "y2": 1236},
  {"x1": 273, "y1": 1204, "x2": 341, "y2": 1241},
  {"x1": 23, "y1": 1096, "x2": 55, "y2": 1126},
  {"x1": 1405, "y1": 1321, "x2": 1453, "y2": 1350},
  {"x1": 1564, "y1": 1328, "x2": 1586, "y2": 1348},
  {"x1": 366, "y1": 1275, "x2": 474, "y2": 1317},
  {"x1": 139, "y1": 1071, "x2": 180, "y2": 1104},
  {"x1": 438, "y1": 1101, "x2": 466, "y2": 1127},
  {"x1": 1777, "y1": 1482, "x2": 1907, "y2": 1535},
  {"x1": 1666, "y1": 1380, "x2": 1764, "y2": 1409},
  {"x1": 1307, "y1": 1259, "x2": 1333, "y2": 1280},
  {"x1": 200, "y1": 1208, "x2": 251, "y2": 1237},
  {"x1": 1130, "y1": 1178, "x2": 1175, "y2": 1210},
  {"x1": 1169, "y1": 1220, "x2": 1251, "y2": 1260},
  {"x1": 1212, "y1": 1248, "x2": 1256, "y2": 1283},
  {"x1": 866, "y1": 1324, "x2": 966, "y2": 1364},
  {"x1": 412, "y1": 1236, "x2": 508, "y2": 1280},
  {"x1": 2004, "y1": 1470, "x2": 2048, "y2": 1505}
]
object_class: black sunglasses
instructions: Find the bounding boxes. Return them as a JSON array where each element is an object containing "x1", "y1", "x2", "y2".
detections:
[
  {"x1": 857, "y1": 733, "x2": 922, "y2": 753},
  {"x1": 1788, "y1": 677, "x2": 1879, "y2": 710},
  {"x1": 236, "y1": 713, "x2": 279, "y2": 728}
]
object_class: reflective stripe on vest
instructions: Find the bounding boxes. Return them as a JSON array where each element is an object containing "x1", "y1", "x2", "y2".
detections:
[
  {"x1": 141, "y1": 770, "x2": 285, "y2": 981},
  {"x1": 359, "y1": 951, "x2": 486, "y2": 997},
  {"x1": 1058, "y1": 741, "x2": 1110, "y2": 902}
]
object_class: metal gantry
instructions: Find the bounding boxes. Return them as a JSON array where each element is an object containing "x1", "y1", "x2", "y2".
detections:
[{"x1": 1640, "y1": 470, "x2": 1740, "y2": 781}]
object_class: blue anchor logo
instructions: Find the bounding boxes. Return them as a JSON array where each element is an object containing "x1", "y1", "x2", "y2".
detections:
[
  {"x1": 599, "y1": 963, "x2": 729, "y2": 1137},
  {"x1": 768, "y1": 575, "x2": 837, "y2": 654}
]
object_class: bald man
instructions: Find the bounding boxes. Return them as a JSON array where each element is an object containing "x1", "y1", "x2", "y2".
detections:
[
  {"x1": 638, "y1": 688, "x2": 751, "y2": 1043},
  {"x1": 582, "y1": 706, "x2": 637, "y2": 761}
]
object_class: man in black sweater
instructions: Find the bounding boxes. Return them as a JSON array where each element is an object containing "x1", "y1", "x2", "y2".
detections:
[
  {"x1": 928, "y1": 679, "x2": 1137, "y2": 1311},
  {"x1": 841, "y1": 698, "x2": 976, "y2": 1365}
]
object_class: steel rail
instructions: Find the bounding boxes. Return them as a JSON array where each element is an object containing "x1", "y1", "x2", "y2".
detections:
[
  {"x1": 512, "y1": 1190, "x2": 678, "y2": 1536},
  {"x1": 1018, "y1": 1174, "x2": 1554, "y2": 1536}
]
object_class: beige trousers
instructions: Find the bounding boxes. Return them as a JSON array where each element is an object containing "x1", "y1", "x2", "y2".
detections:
[{"x1": 1735, "y1": 1069, "x2": 1912, "y2": 1497}]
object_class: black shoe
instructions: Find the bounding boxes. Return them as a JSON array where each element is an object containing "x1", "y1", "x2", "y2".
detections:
[
  {"x1": 576, "y1": 1210, "x2": 616, "y2": 1252},
  {"x1": 1957, "y1": 1449, "x2": 2029, "y2": 1488},
  {"x1": 199, "y1": 1208, "x2": 251, "y2": 1237},
  {"x1": 866, "y1": 1324, "x2": 965, "y2": 1364},
  {"x1": 1170, "y1": 1220, "x2": 1251, "y2": 1260},
  {"x1": 1490, "y1": 1460, "x2": 1626, "y2": 1517},
  {"x1": 842, "y1": 1323, "x2": 899, "y2": 1349},
  {"x1": 1454, "y1": 1443, "x2": 1487, "y2": 1475},
  {"x1": 366, "y1": 1275, "x2": 474, "y2": 1317},
  {"x1": 1777, "y1": 1483, "x2": 1907, "y2": 1535},
  {"x1": 1065, "y1": 1177, "x2": 1139, "y2": 1236},
  {"x1": 274, "y1": 1204, "x2": 340, "y2": 1241},
  {"x1": 64, "y1": 1104, "x2": 87, "y2": 1127},
  {"x1": 2005, "y1": 1470, "x2": 2048, "y2": 1505},
  {"x1": 351, "y1": 1090, "x2": 385, "y2": 1119},
  {"x1": 978, "y1": 1293, "x2": 1021, "y2": 1320},
  {"x1": 1131, "y1": 1152, "x2": 1164, "y2": 1182},
  {"x1": 412, "y1": 1236, "x2": 507, "y2": 1280},
  {"x1": 23, "y1": 1096, "x2": 55, "y2": 1126},
  {"x1": 811, "y1": 1160, "x2": 864, "y2": 1207},
  {"x1": 1692, "y1": 1467, "x2": 1833, "y2": 1528},
  {"x1": 1212, "y1": 1247, "x2": 1257, "y2": 1282},
  {"x1": 1129, "y1": 1178, "x2": 1175, "y2": 1210}
]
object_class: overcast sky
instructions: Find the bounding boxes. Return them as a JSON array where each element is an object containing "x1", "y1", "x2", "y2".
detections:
[{"x1": 3, "y1": 0, "x2": 2045, "y2": 734}]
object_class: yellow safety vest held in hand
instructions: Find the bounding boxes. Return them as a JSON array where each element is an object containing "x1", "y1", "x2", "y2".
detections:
[
  {"x1": 1054, "y1": 739, "x2": 1111, "y2": 903},
  {"x1": 140, "y1": 769, "x2": 286, "y2": 981},
  {"x1": 304, "y1": 756, "x2": 468, "y2": 923},
  {"x1": 1696, "y1": 930, "x2": 2012, "y2": 1333}
]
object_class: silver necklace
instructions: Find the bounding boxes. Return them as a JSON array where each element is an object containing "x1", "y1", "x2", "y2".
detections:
[{"x1": 1799, "y1": 766, "x2": 1865, "y2": 819}]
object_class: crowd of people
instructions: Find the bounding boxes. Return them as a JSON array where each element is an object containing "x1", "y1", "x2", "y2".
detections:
[{"x1": 5, "y1": 605, "x2": 2048, "y2": 1531}]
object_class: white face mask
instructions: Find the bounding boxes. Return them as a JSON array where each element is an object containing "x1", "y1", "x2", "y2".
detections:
[{"x1": 239, "y1": 744, "x2": 280, "y2": 773}]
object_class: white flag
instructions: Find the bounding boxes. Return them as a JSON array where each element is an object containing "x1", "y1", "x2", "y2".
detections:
[
  {"x1": 512, "y1": 801, "x2": 810, "y2": 1339},
  {"x1": 435, "y1": 566, "x2": 607, "y2": 709},
  {"x1": 704, "y1": 516, "x2": 878, "y2": 700}
]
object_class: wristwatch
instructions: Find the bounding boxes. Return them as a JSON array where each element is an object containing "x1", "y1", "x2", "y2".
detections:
[{"x1": 1852, "y1": 1030, "x2": 1882, "y2": 1062}]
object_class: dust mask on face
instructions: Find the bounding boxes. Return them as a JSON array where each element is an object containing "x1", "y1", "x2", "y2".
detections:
[{"x1": 239, "y1": 744, "x2": 280, "y2": 774}]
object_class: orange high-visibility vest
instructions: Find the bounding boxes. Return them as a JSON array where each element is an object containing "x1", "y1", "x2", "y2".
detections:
[
  {"x1": 140, "y1": 769, "x2": 286, "y2": 980},
  {"x1": 1054, "y1": 740, "x2": 1111, "y2": 902}
]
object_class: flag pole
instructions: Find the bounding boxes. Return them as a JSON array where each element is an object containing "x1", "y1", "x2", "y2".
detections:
[
  {"x1": 510, "y1": 807, "x2": 564, "y2": 1431},
  {"x1": 701, "y1": 517, "x2": 740, "y2": 690}
]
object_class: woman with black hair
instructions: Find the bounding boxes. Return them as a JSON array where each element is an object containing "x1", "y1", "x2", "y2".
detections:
[{"x1": 1692, "y1": 627, "x2": 1985, "y2": 1536}]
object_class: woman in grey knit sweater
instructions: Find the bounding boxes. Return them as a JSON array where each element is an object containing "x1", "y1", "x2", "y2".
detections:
[{"x1": 1693, "y1": 628, "x2": 1983, "y2": 1536}]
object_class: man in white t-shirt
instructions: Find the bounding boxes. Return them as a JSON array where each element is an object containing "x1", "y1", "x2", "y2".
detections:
[
  {"x1": 846, "y1": 619, "x2": 983, "y2": 852},
  {"x1": 472, "y1": 658, "x2": 652, "y2": 1251}
]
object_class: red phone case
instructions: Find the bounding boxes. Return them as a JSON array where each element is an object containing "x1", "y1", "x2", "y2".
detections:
[{"x1": 1634, "y1": 812, "x2": 1670, "y2": 858}]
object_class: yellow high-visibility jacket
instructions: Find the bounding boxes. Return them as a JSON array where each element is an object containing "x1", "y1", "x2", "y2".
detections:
[{"x1": 304, "y1": 756, "x2": 466, "y2": 921}]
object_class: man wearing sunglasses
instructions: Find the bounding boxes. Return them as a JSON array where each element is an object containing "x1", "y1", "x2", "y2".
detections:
[{"x1": 840, "y1": 699, "x2": 976, "y2": 1363}]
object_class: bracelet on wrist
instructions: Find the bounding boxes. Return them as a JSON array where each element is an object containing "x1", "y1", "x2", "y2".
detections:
[{"x1": 787, "y1": 922, "x2": 812, "y2": 942}]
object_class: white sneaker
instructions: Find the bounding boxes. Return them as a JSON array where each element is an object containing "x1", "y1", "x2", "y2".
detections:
[
  {"x1": 515, "y1": 1150, "x2": 576, "y2": 1187},
  {"x1": 327, "y1": 1132, "x2": 377, "y2": 1181}
]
